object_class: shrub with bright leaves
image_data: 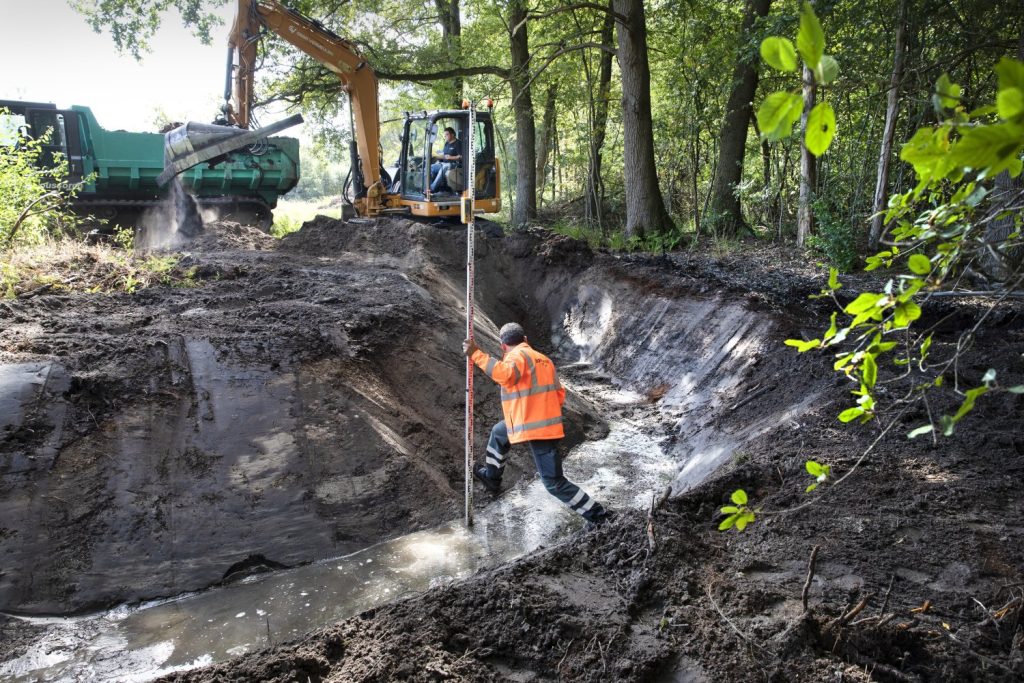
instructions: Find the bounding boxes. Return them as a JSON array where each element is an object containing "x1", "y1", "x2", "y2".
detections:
[{"x1": 786, "y1": 59, "x2": 1024, "y2": 437}]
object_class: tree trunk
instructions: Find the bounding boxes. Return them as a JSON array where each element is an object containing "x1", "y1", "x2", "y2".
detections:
[
  {"x1": 509, "y1": 0, "x2": 537, "y2": 229},
  {"x1": 708, "y1": 0, "x2": 772, "y2": 238},
  {"x1": 983, "y1": 18, "x2": 1024, "y2": 282},
  {"x1": 868, "y1": 0, "x2": 906, "y2": 251},
  {"x1": 536, "y1": 85, "x2": 558, "y2": 209},
  {"x1": 586, "y1": 2, "x2": 616, "y2": 228},
  {"x1": 613, "y1": 0, "x2": 673, "y2": 239},
  {"x1": 796, "y1": 63, "x2": 818, "y2": 246},
  {"x1": 434, "y1": 0, "x2": 463, "y2": 105}
]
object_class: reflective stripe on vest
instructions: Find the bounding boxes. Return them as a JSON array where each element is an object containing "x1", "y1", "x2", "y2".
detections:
[
  {"x1": 502, "y1": 383, "x2": 560, "y2": 402},
  {"x1": 509, "y1": 415, "x2": 563, "y2": 436},
  {"x1": 485, "y1": 357, "x2": 498, "y2": 378}
]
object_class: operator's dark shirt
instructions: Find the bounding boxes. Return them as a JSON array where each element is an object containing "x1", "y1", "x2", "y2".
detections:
[{"x1": 441, "y1": 138, "x2": 461, "y2": 165}]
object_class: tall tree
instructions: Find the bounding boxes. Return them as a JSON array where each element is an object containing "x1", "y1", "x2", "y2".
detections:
[
  {"x1": 796, "y1": 59, "x2": 817, "y2": 247},
  {"x1": 434, "y1": 0, "x2": 463, "y2": 105},
  {"x1": 536, "y1": 84, "x2": 558, "y2": 208},
  {"x1": 707, "y1": 0, "x2": 772, "y2": 238},
  {"x1": 585, "y1": 4, "x2": 616, "y2": 229},
  {"x1": 613, "y1": 0, "x2": 673, "y2": 239},
  {"x1": 509, "y1": 0, "x2": 538, "y2": 228},
  {"x1": 868, "y1": 0, "x2": 906, "y2": 251}
]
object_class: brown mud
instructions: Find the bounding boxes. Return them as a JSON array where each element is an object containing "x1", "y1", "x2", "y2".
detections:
[{"x1": 2, "y1": 218, "x2": 1023, "y2": 681}]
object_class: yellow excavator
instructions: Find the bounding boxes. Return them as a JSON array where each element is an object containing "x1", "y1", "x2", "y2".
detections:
[{"x1": 223, "y1": 0, "x2": 501, "y2": 219}]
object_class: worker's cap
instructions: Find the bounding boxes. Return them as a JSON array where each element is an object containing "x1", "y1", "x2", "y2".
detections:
[{"x1": 499, "y1": 323, "x2": 525, "y2": 346}]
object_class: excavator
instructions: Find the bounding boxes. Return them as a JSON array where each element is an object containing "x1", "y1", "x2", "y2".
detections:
[{"x1": 219, "y1": 0, "x2": 501, "y2": 219}]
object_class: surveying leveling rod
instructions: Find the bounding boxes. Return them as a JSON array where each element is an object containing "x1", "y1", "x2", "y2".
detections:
[{"x1": 464, "y1": 101, "x2": 478, "y2": 527}]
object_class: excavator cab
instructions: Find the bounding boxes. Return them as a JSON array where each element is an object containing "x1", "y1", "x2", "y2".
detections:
[{"x1": 391, "y1": 109, "x2": 500, "y2": 219}]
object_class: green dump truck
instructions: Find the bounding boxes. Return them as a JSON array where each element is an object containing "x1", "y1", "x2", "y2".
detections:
[{"x1": 0, "y1": 100, "x2": 300, "y2": 229}]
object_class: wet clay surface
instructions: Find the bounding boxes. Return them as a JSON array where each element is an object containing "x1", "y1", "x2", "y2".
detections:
[{"x1": 3, "y1": 220, "x2": 1024, "y2": 681}]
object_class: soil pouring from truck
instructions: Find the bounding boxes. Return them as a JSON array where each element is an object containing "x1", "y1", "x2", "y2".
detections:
[
  {"x1": 212, "y1": 0, "x2": 500, "y2": 220},
  {"x1": 0, "y1": 100, "x2": 300, "y2": 230}
]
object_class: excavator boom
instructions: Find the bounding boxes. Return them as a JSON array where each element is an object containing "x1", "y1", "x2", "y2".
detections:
[{"x1": 227, "y1": 0, "x2": 383, "y2": 212}]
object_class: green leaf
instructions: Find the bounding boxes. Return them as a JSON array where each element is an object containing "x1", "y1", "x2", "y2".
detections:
[
  {"x1": 736, "y1": 512, "x2": 755, "y2": 531},
  {"x1": 731, "y1": 489, "x2": 748, "y2": 505},
  {"x1": 720, "y1": 505, "x2": 739, "y2": 514},
  {"x1": 952, "y1": 386, "x2": 989, "y2": 423},
  {"x1": 1007, "y1": 385, "x2": 1024, "y2": 394},
  {"x1": 719, "y1": 514, "x2": 738, "y2": 531},
  {"x1": 761, "y1": 37, "x2": 798, "y2": 72},
  {"x1": 805, "y1": 102, "x2": 836, "y2": 156},
  {"x1": 838, "y1": 407, "x2": 864, "y2": 423},
  {"x1": 862, "y1": 354, "x2": 878, "y2": 388},
  {"x1": 806, "y1": 460, "x2": 823, "y2": 476},
  {"x1": 940, "y1": 414, "x2": 956, "y2": 436},
  {"x1": 995, "y1": 57, "x2": 1024, "y2": 92},
  {"x1": 893, "y1": 300, "x2": 922, "y2": 327},
  {"x1": 900, "y1": 126, "x2": 956, "y2": 183},
  {"x1": 845, "y1": 292, "x2": 886, "y2": 315},
  {"x1": 834, "y1": 353, "x2": 853, "y2": 371},
  {"x1": 816, "y1": 55, "x2": 840, "y2": 85},
  {"x1": 908, "y1": 424, "x2": 934, "y2": 439},
  {"x1": 948, "y1": 123, "x2": 1024, "y2": 179},
  {"x1": 908, "y1": 254, "x2": 931, "y2": 275},
  {"x1": 805, "y1": 482, "x2": 818, "y2": 493},
  {"x1": 998, "y1": 88, "x2": 1024, "y2": 120},
  {"x1": 935, "y1": 73, "x2": 962, "y2": 110},
  {"x1": 828, "y1": 267, "x2": 841, "y2": 290},
  {"x1": 823, "y1": 312, "x2": 838, "y2": 341},
  {"x1": 757, "y1": 91, "x2": 804, "y2": 141},
  {"x1": 797, "y1": 1, "x2": 824, "y2": 70},
  {"x1": 785, "y1": 338, "x2": 821, "y2": 352}
]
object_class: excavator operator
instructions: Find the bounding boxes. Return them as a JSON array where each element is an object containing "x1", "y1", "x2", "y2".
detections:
[{"x1": 428, "y1": 126, "x2": 461, "y2": 195}]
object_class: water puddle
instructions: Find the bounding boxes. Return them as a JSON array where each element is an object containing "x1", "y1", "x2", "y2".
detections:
[{"x1": 2, "y1": 367, "x2": 675, "y2": 682}]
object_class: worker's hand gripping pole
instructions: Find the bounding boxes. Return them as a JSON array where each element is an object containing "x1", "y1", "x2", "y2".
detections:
[{"x1": 464, "y1": 101, "x2": 478, "y2": 527}]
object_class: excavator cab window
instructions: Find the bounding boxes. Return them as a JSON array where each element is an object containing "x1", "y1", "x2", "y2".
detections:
[{"x1": 402, "y1": 118, "x2": 429, "y2": 196}]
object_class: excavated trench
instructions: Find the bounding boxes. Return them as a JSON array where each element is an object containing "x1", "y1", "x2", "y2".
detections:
[{"x1": 0, "y1": 218, "x2": 822, "y2": 680}]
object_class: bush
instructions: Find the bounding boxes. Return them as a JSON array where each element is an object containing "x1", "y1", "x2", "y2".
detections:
[
  {"x1": 0, "y1": 116, "x2": 80, "y2": 247},
  {"x1": 805, "y1": 198, "x2": 857, "y2": 272}
]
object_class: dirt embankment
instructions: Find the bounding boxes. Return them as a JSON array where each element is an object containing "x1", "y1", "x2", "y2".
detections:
[{"x1": 2, "y1": 217, "x2": 1023, "y2": 681}]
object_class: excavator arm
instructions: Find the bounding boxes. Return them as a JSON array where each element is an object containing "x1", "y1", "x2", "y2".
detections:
[{"x1": 226, "y1": 0, "x2": 384, "y2": 213}]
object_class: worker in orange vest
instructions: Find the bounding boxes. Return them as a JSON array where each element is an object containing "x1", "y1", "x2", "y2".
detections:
[{"x1": 463, "y1": 323, "x2": 611, "y2": 527}]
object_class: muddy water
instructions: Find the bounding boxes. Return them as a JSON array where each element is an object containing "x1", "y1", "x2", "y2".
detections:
[{"x1": 1, "y1": 369, "x2": 675, "y2": 682}]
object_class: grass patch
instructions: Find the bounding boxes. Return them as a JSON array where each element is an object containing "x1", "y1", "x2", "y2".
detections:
[
  {"x1": 272, "y1": 198, "x2": 342, "y2": 238},
  {"x1": 2, "y1": 239, "x2": 201, "y2": 298}
]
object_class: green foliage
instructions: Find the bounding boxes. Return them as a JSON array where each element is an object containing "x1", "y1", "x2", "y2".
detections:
[
  {"x1": 804, "y1": 460, "x2": 831, "y2": 493},
  {"x1": 804, "y1": 199, "x2": 857, "y2": 272},
  {"x1": 781, "y1": 37, "x2": 1024, "y2": 438},
  {"x1": 719, "y1": 489, "x2": 756, "y2": 532},
  {"x1": 757, "y1": 2, "x2": 839, "y2": 157},
  {"x1": 0, "y1": 119, "x2": 81, "y2": 248},
  {"x1": 70, "y1": 0, "x2": 227, "y2": 59}
]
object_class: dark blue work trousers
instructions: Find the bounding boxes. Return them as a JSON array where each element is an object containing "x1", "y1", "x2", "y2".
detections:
[{"x1": 485, "y1": 420, "x2": 606, "y2": 522}]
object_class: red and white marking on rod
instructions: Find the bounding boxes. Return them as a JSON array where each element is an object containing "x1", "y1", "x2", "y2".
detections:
[{"x1": 464, "y1": 101, "x2": 478, "y2": 527}]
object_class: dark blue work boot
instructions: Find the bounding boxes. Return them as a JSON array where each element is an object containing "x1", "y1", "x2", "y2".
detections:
[
  {"x1": 584, "y1": 509, "x2": 615, "y2": 531},
  {"x1": 474, "y1": 466, "x2": 501, "y2": 493}
]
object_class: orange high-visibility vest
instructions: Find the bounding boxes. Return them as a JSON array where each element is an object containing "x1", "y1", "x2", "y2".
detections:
[{"x1": 471, "y1": 342, "x2": 565, "y2": 444}]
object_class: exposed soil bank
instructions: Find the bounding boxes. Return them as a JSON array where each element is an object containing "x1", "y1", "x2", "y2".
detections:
[{"x1": 2, "y1": 219, "x2": 1023, "y2": 681}]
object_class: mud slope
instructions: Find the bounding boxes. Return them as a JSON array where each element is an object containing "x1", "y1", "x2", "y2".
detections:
[{"x1": 0, "y1": 219, "x2": 606, "y2": 615}]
